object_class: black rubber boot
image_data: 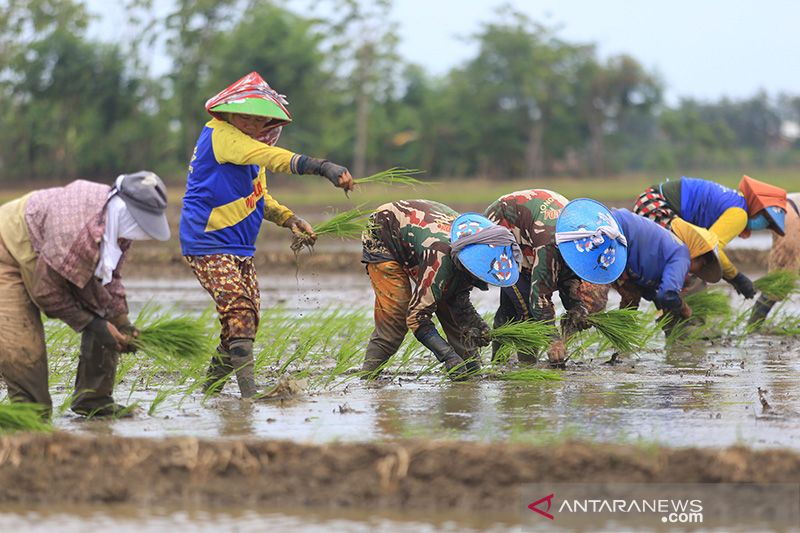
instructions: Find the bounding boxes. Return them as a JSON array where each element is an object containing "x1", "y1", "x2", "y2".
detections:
[
  {"x1": 72, "y1": 328, "x2": 127, "y2": 418},
  {"x1": 442, "y1": 354, "x2": 469, "y2": 380},
  {"x1": 203, "y1": 345, "x2": 234, "y2": 394},
  {"x1": 462, "y1": 352, "x2": 482, "y2": 374},
  {"x1": 748, "y1": 294, "x2": 777, "y2": 328},
  {"x1": 229, "y1": 339, "x2": 257, "y2": 398}
]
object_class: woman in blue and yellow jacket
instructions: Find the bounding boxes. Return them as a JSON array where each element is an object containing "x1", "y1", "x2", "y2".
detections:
[
  {"x1": 633, "y1": 175, "x2": 787, "y2": 299},
  {"x1": 179, "y1": 72, "x2": 354, "y2": 398}
]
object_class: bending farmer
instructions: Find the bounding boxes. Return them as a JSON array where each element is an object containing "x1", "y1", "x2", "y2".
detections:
[
  {"x1": 361, "y1": 200, "x2": 521, "y2": 379},
  {"x1": 0, "y1": 173, "x2": 170, "y2": 417}
]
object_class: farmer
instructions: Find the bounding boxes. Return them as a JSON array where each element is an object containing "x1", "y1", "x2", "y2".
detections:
[
  {"x1": 633, "y1": 175, "x2": 787, "y2": 299},
  {"x1": 484, "y1": 189, "x2": 609, "y2": 365},
  {"x1": 180, "y1": 72, "x2": 354, "y2": 398},
  {"x1": 556, "y1": 200, "x2": 723, "y2": 337},
  {"x1": 361, "y1": 200, "x2": 521, "y2": 379},
  {"x1": 749, "y1": 192, "x2": 800, "y2": 325},
  {"x1": 0, "y1": 172, "x2": 170, "y2": 417}
]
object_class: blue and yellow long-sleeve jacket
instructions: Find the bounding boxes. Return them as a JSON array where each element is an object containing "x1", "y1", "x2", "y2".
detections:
[
  {"x1": 612, "y1": 208, "x2": 690, "y2": 300},
  {"x1": 180, "y1": 118, "x2": 304, "y2": 256}
]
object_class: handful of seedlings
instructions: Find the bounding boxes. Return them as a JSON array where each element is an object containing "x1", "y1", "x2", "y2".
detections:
[
  {"x1": 0, "y1": 402, "x2": 51, "y2": 433},
  {"x1": 586, "y1": 308, "x2": 647, "y2": 353},
  {"x1": 754, "y1": 270, "x2": 800, "y2": 301},
  {"x1": 494, "y1": 369, "x2": 563, "y2": 382},
  {"x1": 489, "y1": 320, "x2": 557, "y2": 362},
  {"x1": 354, "y1": 167, "x2": 426, "y2": 187},
  {"x1": 132, "y1": 306, "x2": 212, "y2": 361},
  {"x1": 684, "y1": 290, "x2": 732, "y2": 321},
  {"x1": 291, "y1": 206, "x2": 373, "y2": 253}
]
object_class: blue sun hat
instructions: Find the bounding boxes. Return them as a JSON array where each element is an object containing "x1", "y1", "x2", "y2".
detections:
[
  {"x1": 555, "y1": 198, "x2": 627, "y2": 284},
  {"x1": 450, "y1": 213, "x2": 520, "y2": 287},
  {"x1": 747, "y1": 206, "x2": 786, "y2": 236}
]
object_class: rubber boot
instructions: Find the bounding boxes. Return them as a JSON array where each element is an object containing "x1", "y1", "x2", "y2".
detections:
[
  {"x1": 229, "y1": 338, "x2": 257, "y2": 398},
  {"x1": 71, "y1": 328, "x2": 130, "y2": 418},
  {"x1": 748, "y1": 294, "x2": 777, "y2": 328},
  {"x1": 361, "y1": 353, "x2": 390, "y2": 378},
  {"x1": 441, "y1": 353, "x2": 469, "y2": 380},
  {"x1": 462, "y1": 352, "x2": 482, "y2": 375},
  {"x1": 203, "y1": 345, "x2": 234, "y2": 394}
]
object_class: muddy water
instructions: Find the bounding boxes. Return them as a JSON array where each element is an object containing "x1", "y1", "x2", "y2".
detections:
[{"x1": 50, "y1": 274, "x2": 800, "y2": 451}]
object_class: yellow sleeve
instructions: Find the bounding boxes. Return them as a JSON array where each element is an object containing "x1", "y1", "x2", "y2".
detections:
[
  {"x1": 258, "y1": 168, "x2": 294, "y2": 225},
  {"x1": 709, "y1": 207, "x2": 748, "y2": 280},
  {"x1": 209, "y1": 119, "x2": 296, "y2": 173}
]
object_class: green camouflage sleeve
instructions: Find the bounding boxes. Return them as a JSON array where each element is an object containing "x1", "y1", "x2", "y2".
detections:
[{"x1": 528, "y1": 242, "x2": 560, "y2": 324}]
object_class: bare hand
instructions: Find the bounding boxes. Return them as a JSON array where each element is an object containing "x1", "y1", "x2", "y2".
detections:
[
  {"x1": 106, "y1": 322, "x2": 128, "y2": 352},
  {"x1": 338, "y1": 170, "x2": 354, "y2": 192},
  {"x1": 547, "y1": 339, "x2": 567, "y2": 365}
]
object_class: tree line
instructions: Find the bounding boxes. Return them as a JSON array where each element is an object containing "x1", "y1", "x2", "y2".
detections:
[{"x1": 1, "y1": 0, "x2": 799, "y2": 183}]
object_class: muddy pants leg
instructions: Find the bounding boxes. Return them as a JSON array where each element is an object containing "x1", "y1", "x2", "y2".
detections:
[
  {"x1": 436, "y1": 302, "x2": 481, "y2": 373},
  {"x1": 0, "y1": 238, "x2": 51, "y2": 415},
  {"x1": 71, "y1": 330, "x2": 121, "y2": 416},
  {"x1": 363, "y1": 261, "x2": 411, "y2": 375},
  {"x1": 185, "y1": 255, "x2": 260, "y2": 397},
  {"x1": 492, "y1": 272, "x2": 536, "y2": 363}
]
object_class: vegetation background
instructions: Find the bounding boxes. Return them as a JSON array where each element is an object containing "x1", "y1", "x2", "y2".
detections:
[{"x1": 1, "y1": 0, "x2": 799, "y2": 194}]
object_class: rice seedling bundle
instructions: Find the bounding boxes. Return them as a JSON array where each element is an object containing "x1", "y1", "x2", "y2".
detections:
[
  {"x1": 354, "y1": 167, "x2": 426, "y2": 187},
  {"x1": 585, "y1": 308, "x2": 646, "y2": 353},
  {"x1": 495, "y1": 369, "x2": 563, "y2": 382},
  {"x1": 754, "y1": 270, "x2": 800, "y2": 301},
  {"x1": 684, "y1": 290, "x2": 731, "y2": 321},
  {"x1": 490, "y1": 320, "x2": 557, "y2": 356},
  {"x1": 291, "y1": 206, "x2": 373, "y2": 252},
  {"x1": 133, "y1": 308, "x2": 212, "y2": 361},
  {"x1": 0, "y1": 402, "x2": 51, "y2": 433}
]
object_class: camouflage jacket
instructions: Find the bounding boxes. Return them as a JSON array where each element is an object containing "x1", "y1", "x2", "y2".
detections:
[
  {"x1": 362, "y1": 200, "x2": 479, "y2": 333},
  {"x1": 485, "y1": 189, "x2": 582, "y2": 322}
]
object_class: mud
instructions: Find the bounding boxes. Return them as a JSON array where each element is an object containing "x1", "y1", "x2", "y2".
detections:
[{"x1": 0, "y1": 432, "x2": 798, "y2": 510}]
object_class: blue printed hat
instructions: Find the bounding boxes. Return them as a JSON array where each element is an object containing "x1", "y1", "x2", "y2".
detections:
[
  {"x1": 555, "y1": 198, "x2": 627, "y2": 284},
  {"x1": 762, "y1": 206, "x2": 786, "y2": 236},
  {"x1": 450, "y1": 213, "x2": 520, "y2": 287}
]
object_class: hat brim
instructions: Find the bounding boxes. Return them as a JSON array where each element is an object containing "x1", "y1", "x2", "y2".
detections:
[
  {"x1": 557, "y1": 236, "x2": 626, "y2": 285},
  {"x1": 763, "y1": 207, "x2": 786, "y2": 237},
  {"x1": 126, "y1": 202, "x2": 171, "y2": 241},
  {"x1": 210, "y1": 98, "x2": 291, "y2": 122},
  {"x1": 695, "y1": 249, "x2": 722, "y2": 283},
  {"x1": 456, "y1": 243, "x2": 520, "y2": 287}
]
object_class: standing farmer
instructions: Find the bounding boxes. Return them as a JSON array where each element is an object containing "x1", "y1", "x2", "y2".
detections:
[
  {"x1": 361, "y1": 200, "x2": 521, "y2": 379},
  {"x1": 749, "y1": 193, "x2": 800, "y2": 325},
  {"x1": 633, "y1": 175, "x2": 787, "y2": 298},
  {"x1": 180, "y1": 72, "x2": 354, "y2": 398},
  {"x1": 484, "y1": 189, "x2": 608, "y2": 365},
  {"x1": 0, "y1": 173, "x2": 170, "y2": 417}
]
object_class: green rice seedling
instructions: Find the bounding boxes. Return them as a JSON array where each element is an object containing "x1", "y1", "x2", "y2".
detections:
[
  {"x1": 586, "y1": 308, "x2": 647, "y2": 353},
  {"x1": 0, "y1": 401, "x2": 51, "y2": 433},
  {"x1": 754, "y1": 270, "x2": 800, "y2": 301},
  {"x1": 291, "y1": 206, "x2": 373, "y2": 252},
  {"x1": 354, "y1": 167, "x2": 427, "y2": 187},
  {"x1": 494, "y1": 369, "x2": 564, "y2": 382},
  {"x1": 133, "y1": 305, "x2": 213, "y2": 362},
  {"x1": 490, "y1": 320, "x2": 557, "y2": 359},
  {"x1": 684, "y1": 290, "x2": 732, "y2": 321}
]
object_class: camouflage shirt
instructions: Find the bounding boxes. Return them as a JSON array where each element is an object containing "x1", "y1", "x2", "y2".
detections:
[
  {"x1": 362, "y1": 200, "x2": 473, "y2": 332},
  {"x1": 485, "y1": 189, "x2": 581, "y2": 322}
]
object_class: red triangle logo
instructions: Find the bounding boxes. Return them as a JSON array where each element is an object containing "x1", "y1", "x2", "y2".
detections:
[{"x1": 528, "y1": 493, "x2": 555, "y2": 520}]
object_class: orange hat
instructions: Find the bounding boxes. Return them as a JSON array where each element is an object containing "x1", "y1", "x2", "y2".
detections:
[{"x1": 738, "y1": 175, "x2": 786, "y2": 215}]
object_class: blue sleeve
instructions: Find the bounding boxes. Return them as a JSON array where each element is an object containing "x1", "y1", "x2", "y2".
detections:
[{"x1": 657, "y1": 245, "x2": 690, "y2": 299}]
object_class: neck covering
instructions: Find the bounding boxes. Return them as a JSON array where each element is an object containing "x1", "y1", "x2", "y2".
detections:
[
  {"x1": 450, "y1": 225, "x2": 522, "y2": 265},
  {"x1": 554, "y1": 212, "x2": 628, "y2": 248},
  {"x1": 94, "y1": 186, "x2": 151, "y2": 285},
  {"x1": 205, "y1": 72, "x2": 291, "y2": 146}
]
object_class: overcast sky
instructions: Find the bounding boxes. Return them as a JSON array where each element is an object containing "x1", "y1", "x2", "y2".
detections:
[{"x1": 87, "y1": 0, "x2": 800, "y2": 104}]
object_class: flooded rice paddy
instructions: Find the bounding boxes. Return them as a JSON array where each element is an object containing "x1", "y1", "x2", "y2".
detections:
[{"x1": 41, "y1": 271, "x2": 800, "y2": 451}]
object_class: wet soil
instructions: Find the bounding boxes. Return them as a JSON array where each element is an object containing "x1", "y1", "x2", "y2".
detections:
[{"x1": 1, "y1": 432, "x2": 799, "y2": 509}]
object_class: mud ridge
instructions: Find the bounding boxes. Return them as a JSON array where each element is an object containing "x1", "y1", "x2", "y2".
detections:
[{"x1": 1, "y1": 433, "x2": 798, "y2": 510}]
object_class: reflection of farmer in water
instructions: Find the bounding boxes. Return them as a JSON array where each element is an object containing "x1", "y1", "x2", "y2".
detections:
[
  {"x1": 556, "y1": 200, "x2": 723, "y2": 338},
  {"x1": 179, "y1": 71, "x2": 354, "y2": 398},
  {"x1": 633, "y1": 175, "x2": 787, "y2": 299},
  {"x1": 361, "y1": 200, "x2": 520, "y2": 379},
  {"x1": 484, "y1": 189, "x2": 608, "y2": 365},
  {"x1": 0, "y1": 173, "x2": 170, "y2": 418}
]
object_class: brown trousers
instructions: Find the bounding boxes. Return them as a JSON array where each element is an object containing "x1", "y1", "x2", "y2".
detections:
[
  {"x1": 0, "y1": 238, "x2": 119, "y2": 415},
  {"x1": 364, "y1": 261, "x2": 475, "y2": 366}
]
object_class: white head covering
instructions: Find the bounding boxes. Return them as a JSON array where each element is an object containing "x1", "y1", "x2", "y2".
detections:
[{"x1": 94, "y1": 179, "x2": 152, "y2": 285}]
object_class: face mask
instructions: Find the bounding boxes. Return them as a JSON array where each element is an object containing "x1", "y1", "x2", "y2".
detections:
[{"x1": 746, "y1": 213, "x2": 770, "y2": 231}]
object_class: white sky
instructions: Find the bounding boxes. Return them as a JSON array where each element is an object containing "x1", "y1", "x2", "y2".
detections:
[{"x1": 87, "y1": 0, "x2": 800, "y2": 104}]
